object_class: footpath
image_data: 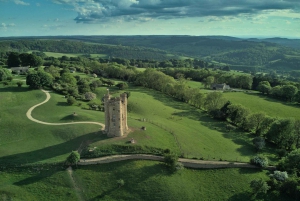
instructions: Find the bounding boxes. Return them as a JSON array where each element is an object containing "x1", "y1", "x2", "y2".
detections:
[{"x1": 78, "y1": 154, "x2": 276, "y2": 170}]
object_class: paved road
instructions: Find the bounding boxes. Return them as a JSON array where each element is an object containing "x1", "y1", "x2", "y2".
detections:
[{"x1": 26, "y1": 89, "x2": 105, "y2": 129}]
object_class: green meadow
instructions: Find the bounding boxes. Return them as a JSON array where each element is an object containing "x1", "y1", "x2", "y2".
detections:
[
  {"x1": 223, "y1": 91, "x2": 300, "y2": 119},
  {"x1": 0, "y1": 81, "x2": 288, "y2": 200}
]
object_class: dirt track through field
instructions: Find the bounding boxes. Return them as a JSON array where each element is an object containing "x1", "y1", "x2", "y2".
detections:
[{"x1": 26, "y1": 89, "x2": 105, "y2": 129}]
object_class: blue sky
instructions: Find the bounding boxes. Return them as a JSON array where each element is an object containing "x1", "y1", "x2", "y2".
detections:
[{"x1": 0, "y1": 0, "x2": 300, "y2": 38}]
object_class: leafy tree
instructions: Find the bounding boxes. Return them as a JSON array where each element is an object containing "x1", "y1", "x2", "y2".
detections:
[
  {"x1": 67, "y1": 96, "x2": 76, "y2": 105},
  {"x1": 0, "y1": 67, "x2": 12, "y2": 81},
  {"x1": 250, "y1": 155, "x2": 268, "y2": 167},
  {"x1": 281, "y1": 85, "x2": 298, "y2": 102},
  {"x1": 26, "y1": 71, "x2": 53, "y2": 89},
  {"x1": 66, "y1": 151, "x2": 80, "y2": 166},
  {"x1": 60, "y1": 73, "x2": 77, "y2": 86},
  {"x1": 271, "y1": 86, "x2": 282, "y2": 98},
  {"x1": 204, "y1": 92, "x2": 227, "y2": 113},
  {"x1": 245, "y1": 112, "x2": 267, "y2": 135},
  {"x1": 257, "y1": 81, "x2": 271, "y2": 95},
  {"x1": 84, "y1": 92, "x2": 96, "y2": 101},
  {"x1": 278, "y1": 149, "x2": 300, "y2": 175},
  {"x1": 44, "y1": 65, "x2": 60, "y2": 79},
  {"x1": 227, "y1": 104, "x2": 250, "y2": 127},
  {"x1": 116, "y1": 82, "x2": 128, "y2": 90},
  {"x1": 203, "y1": 76, "x2": 214, "y2": 88},
  {"x1": 7, "y1": 52, "x2": 21, "y2": 67},
  {"x1": 252, "y1": 137, "x2": 265, "y2": 151},
  {"x1": 250, "y1": 178, "x2": 270, "y2": 198},
  {"x1": 266, "y1": 118, "x2": 295, "y2": 150}
]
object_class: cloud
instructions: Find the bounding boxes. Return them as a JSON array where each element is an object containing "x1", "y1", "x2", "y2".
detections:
[
  {"x1": 0, "y1": 22, "x2": 15, "y2": 30},
  {"x1": 52, "y1": 0, "x2": 300, "y2": 23},
  {"x1": 13, "y1": 0, "x2": 29, "y2": 5},
  {"x1": 1, "y1": 23, "x2": 15, "y2": 27},
  {"x1": 0, "y1": 0, "x2": 30, "y2": 5}
]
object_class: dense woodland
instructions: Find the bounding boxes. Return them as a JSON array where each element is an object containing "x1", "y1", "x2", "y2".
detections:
[{"x1": 0, "y1": 36, "x2": 300, "y2": 72}]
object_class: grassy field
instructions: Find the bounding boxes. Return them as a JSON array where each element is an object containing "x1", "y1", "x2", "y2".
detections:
[
  {"x1": 223, "y1": 91, "x2": 300, "y2": 119},
  {"x1": 1, "y1": 160, "x2": 289, "y2": 201},
  {"x1": 0, "y1": 86, "x2": 100, "y2": 165},
  {"x1": 0, "y1": 165, "x2": 77, "y2": 201},
  {"x1": 1, "y1": 81, "x2": 277, "y2": 163},
  {"x1": 73, "y1": 160, "x2": 287, "y2": 201}
]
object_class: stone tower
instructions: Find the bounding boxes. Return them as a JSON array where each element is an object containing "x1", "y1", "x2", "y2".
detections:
[{"x1": 104, "y1": 91, "x2": 128, "y2": 137}]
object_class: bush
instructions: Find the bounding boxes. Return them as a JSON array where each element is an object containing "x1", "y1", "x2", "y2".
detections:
[
  {"x1": 250, "y1": 155, "x2": 268, "y2": 167},
  {"x1": 117, "y1": 179, "x2": 125, "y2": 187},
  {"x1": 164, "y1": 153, "x2": 179, "y2": 171},
  {"x1": 270, "y1": 171, "x2": 288, "y2": 182},
  {"x1": 67, "y1": 96, "x2": 76, "y2": 105},
  {"x1": 252, "y1": 137, "x2": 265, "y2": 151},
  {"x1": 16, "y1": 81, "x2": 23, "y2": 87},
  {"x1": 175, "y1": 162, "x2": 184, "y2": 171},
  {"x1": 84, "y1": 92, "x2": 96, "y2": 101}
]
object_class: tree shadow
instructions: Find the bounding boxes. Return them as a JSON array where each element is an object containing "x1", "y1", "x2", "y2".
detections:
[
  {"x1": 0, "y1": 131, "x2": 101, "y2": 165},
  {"x1": 84, "y1": 162, "x2": 170, "y2": 201},
  {"x1": 0, "y1": 86, "x2": 31, "y2": 93},
  {"x1": 56, "y1": 102, "x2": 69, "y2": 106},
  {"x1": 227, "y1": 192, "x2": 252, "y2": 201}
]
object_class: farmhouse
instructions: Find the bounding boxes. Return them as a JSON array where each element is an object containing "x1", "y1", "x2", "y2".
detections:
[
  {"x1": 104, "y1": 91, "x2": 128, "y2": 137},
  {"x1": 211, "y1": 83, "x2": 230, "y2": 91},
  {"x1": 10, "y1": 66, "x2": 30, "y2": 74}
]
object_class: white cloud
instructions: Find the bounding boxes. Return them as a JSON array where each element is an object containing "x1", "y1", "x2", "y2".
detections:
[{"x1": 13, "y1": 0, "x2": 29, "y2": 6}]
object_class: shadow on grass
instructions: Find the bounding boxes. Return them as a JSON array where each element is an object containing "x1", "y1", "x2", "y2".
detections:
[
  {"x1": 0, "y1": 131, "x2": 103, "y2": 165},
  {"x1": 0, "y1": 86, "x2": 31, "y2": 93},
  {"x1": 80, "y1": 161, "x2": 171, "y2": 201},
  {"x1": 60, "y1": 114, "x2": 92, "y2": 122},
  {"x1": 56, "y1": 102, "x2": 69, "y2": 106},
  {"x1": 227, "y1": 192, "x2": 252, "y2": 201}
]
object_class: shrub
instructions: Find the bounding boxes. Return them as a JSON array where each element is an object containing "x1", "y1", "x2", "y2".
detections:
[
  {"x1": 164, "y1": 153, "x2": 179, "y2": 171},
  {"x1": 252, "y1": 137, "x2": 265, "y2": 151},
  {"x1": 117, "y1": 179, "x2": 125, "y2": 187},
  {"x1": 84, "y1": 92, "x2": 96, "y2": 101},
  {"x1": 16, "y1": 81, "x2": 23, "y2": 87},
  {"x1": 67, "y1": 96, "x2": 76, "y2": 105},
  {"x1": 175, "y1": 162, "x2": 184, "y2": 171},
  {"x1": 66, "y1": 151, "x2": 80, "y2": 166},
  {"x1": 250, "y1": 155, "x2": 268, "y2": 167},
  {"x1": 270, "y1": 171, "x2": 288, "y2": 182}
]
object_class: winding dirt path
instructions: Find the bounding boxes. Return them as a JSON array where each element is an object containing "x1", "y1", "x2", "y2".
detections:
[{"x1": 26, "y1": 89, "x2": 105, "y2": 129}]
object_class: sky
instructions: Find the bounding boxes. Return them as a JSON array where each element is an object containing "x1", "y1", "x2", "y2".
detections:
[{"x1": 0, "y1": 0, "x2": 300, "y2": 38}]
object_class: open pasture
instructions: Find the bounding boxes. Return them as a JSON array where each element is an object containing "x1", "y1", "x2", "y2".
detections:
[{"x1": 223, "y1": 92, "x2": 300, "y2": 119}]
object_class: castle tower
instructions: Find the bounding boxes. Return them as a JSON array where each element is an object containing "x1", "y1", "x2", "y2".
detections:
[{"x1": 104, "y1": 91, "x2": 128, "y2": 137}]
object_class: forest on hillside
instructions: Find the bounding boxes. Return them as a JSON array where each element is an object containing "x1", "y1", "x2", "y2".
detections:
[{"x1": 0, "y1": 36, "x2": 300, "y2": 71}]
